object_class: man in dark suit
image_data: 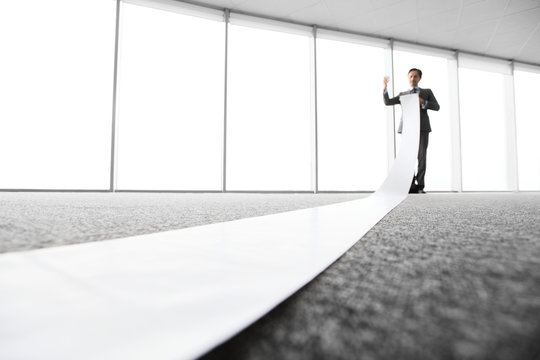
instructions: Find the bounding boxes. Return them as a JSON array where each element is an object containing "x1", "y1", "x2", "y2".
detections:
[{"x1": 383, "y1": 68, "x2": 440, "y2": 193}]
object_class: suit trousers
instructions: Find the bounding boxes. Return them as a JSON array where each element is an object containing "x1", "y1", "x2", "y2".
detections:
[{"x1": 415, "y1": 131, "x2": 429, "y2": 190}]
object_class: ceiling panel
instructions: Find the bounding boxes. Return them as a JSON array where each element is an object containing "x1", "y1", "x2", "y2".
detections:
[
  {"x1": 453, "y1": 19, "x2": 500, "y2": 53},
  {"x1": 368, "y1": 0, "x2": 405, "y2": 10},
  {"x1": 461, "y1": 0, "x2": 485, "y2": 6},
  {"x1": 416, "y1": 0, "x2": 461, "y2": 17},
  {"x1": 487, "y1": 32, "x2": 530, "y2": 58},
  {"x1": 420, "y1": 8, "x2": 461, "y2": 34},
  {"x1": 519, "y1": 25, "x2": 540, "y2": 59},
  {"x1": 458, "y1": 0, "x2": 509, "y2": 27},
  {"x1": 378, "y1": 19, "x2": 420, "y2": 40},
  {"x1": 368, "y1": 0, "x2": 418, "y2": 31},
  {"x1": 330, "y1": 14, "x2": 376, "y2": 34},
  {"x1": 497, "y1": 7, "x2": 540, "y2": 34},
  {"x1": 319, "y1": 0, "x2": 374, "y2": 20},
  {"x1": 287, "y1": 2, "x2": 334, "y2": 26},
  {"x1": 229, "y1": 0, "x2": 320, "y2": 18},
  {"x1": 506, "y1": 0, "x2": 540, "y2": 14}
]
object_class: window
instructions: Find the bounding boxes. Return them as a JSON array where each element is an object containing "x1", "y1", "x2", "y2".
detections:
[
  {"x1": 514, "y1": 67, "x2": 540, "y2": 191},
  {"x1": 226, "y1": 19, "x2": 312, "y2": 191},
  {"x1": 459, "y1": 59, "x2": 516, "y2": 191},
  {"x1": 0, "y1": 0, "x2": 116, "y2": 189},
  {"x1": 317, "y1": 35, "x2": 388, "y2": 191},
  {"x1": 115, "y1": 1, "x2": 225, "y2": 190}
]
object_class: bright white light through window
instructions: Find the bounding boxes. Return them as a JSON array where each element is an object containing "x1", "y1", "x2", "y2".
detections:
[
  {"x1": 459, "y1": 68, "x2": 512, "y2": 191},
  {"x1": 0, "y1": 0, "x2": 116, "y2": 189},
  {"x1": 317, "y1": 38, "x2": 387, "y2": 191},
  {"x1": 514, "y1": 69, "x2": 540, "y2": 190},
  {"x1": 116, "y1": 3, "x2": 225, "y2": 190},
  {"x1": 226, "y1": 24, "x2": 312, "y2": 191}
]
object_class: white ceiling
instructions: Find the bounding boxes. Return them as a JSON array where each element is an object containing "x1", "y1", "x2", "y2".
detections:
[{"x1": 184, "y1": 0, "x2": 540, "y2": 65}]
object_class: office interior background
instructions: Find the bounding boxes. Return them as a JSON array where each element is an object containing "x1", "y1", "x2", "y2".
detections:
[
  {"x1": 2, "y1": 1, "x2": 540, "y2": 359},
  {"x1": 1, "y1": 0, "x2": 539, "y2": 194}
]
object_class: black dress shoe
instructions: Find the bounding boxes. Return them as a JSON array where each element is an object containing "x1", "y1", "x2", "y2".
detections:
[{"x1": 418, "y1": 189, "x2": 426, "y2": 194}]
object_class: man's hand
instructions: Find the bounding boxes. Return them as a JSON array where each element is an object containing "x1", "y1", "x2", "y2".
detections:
[
  {"x1": 383, "y1": 76, "x2": 389, "y2": 91},
  {"x1": 419, "y1": 97, "x2": 425, "y2": 105}
]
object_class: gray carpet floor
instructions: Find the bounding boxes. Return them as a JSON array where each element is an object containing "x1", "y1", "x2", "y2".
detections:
[
  {"x1": 0, "y1": 192, "x2": 364, "y2": 253},
  {"x1": 1, "y1": 192, "x2": 539, "y2": 360}
]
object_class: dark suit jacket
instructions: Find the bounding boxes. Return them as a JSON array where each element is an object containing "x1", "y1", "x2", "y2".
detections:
[{"x1": 383, "y1": 88, "x2": 440, "y2": 133}]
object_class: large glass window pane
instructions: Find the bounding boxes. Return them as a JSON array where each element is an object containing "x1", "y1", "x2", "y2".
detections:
[
  {"x1": 459, "y1": 68, "x2": 513, "y2": 191},
  {"x1": 393, "y1": 49, "x2": 453, "y2": 191},
  {"x1": 227, "y1": 23, "x2": 312, "y2": 191},
  {"x1": 514, "y1": 69, "x2": 540, "y2": 191},
  {"x1": 317, "y1": 38, "x2": 387, "y2": 191},
  {"x1": 116, "y1": 2, "x2": 224, "y2": 190},
  {"x1": 0, "y1": 0, "x2": 116, "y2": 189}
]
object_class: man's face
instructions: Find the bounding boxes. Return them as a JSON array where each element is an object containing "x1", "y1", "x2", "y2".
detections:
[{"x1": 408, "y1": 71, "x2": 421, "y2": 88}]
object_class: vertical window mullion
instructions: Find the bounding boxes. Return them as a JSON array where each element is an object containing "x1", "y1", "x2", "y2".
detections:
[
  {"x1": 110, "y1": 0, "x2": 122, "y2": 192},
  {"x1": 508, "y1": 61, "x2": 519, "y2": 191},
  {"x1": 450, "y1": 52, "x2": 463, "y2": 192},
  {"x1": 222, "y1": 9, "x2": 229, "y2": 192},
  {"x1": 311, "y1": 25, "x2": 318, "y2": 193}
]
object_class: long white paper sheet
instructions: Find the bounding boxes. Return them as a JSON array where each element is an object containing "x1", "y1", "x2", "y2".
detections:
[{"x1": 0, "y1": 95, "x2": 420, "y2": 360}]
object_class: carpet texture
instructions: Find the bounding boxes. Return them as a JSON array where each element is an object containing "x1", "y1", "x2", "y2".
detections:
[
  {"x1": 1, "y1": 192, "x2": 539, "y2": 360},
  {"x1": 0, "y1": 192, "x2": 364, "y2": 253}
]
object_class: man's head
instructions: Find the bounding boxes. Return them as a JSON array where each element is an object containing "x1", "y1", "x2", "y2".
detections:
[{"x1": 408, "y1": 68, "x2": 422, "y2": 88}]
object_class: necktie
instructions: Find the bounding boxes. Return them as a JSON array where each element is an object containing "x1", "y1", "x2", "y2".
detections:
[{"x1": 411, "y1": 88, "x2": 417, "y2": 94}]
